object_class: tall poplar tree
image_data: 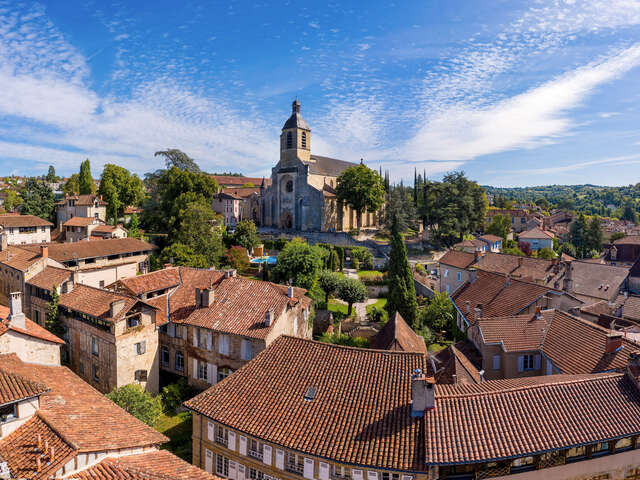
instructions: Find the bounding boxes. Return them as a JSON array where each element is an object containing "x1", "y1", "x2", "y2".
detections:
[
  {"x1": 386, "y1": 218, "x2": 418, "y2": 327},
  {"x1": 78, "y1": 159, "x2": 95, "y2": 195}
]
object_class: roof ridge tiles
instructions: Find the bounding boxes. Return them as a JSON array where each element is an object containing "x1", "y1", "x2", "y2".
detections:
[
  {"x1": 277, "y1": 334, "x2": 430, "y2": 356},
  {"x1": 35, "y1": 410, "x2": 81, "y2": 450}
]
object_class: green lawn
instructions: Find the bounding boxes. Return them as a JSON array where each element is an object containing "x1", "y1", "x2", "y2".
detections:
[
  {"x1": 365, "y1": 298, "x2": 387, "y2": 314},
  {"x1": 328, "y1": 299, "x2": 349, "y2": 316},
  {"x1": 428, "y1": 341, "x2": 453, "y2": 353},
  {"x1": 357, "y1": 270, "x2": 382, "y2": 280},
  {"x1": 155, "y1": 411, "x2": 193, "y2": 462}
]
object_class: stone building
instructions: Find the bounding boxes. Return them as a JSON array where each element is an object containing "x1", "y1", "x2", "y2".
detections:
[
  {"x1": 0, "y1": 214, "x2": 52, "y2": 245},
  {"x1": 56, "y1": 194, "x2": 107, "y2": 225},
  {"x1": 261, "y1": 101, "x2": 378, "y2": 232},
  {"x1": 58, "y1": 284, "x2": 160, "y2": 394}
]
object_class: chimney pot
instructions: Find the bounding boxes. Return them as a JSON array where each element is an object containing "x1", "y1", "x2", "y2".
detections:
[
  {"x1": 411, "y1": 368, "x2": 435, "y2": 416},
  {"x1": 225, "y1": 269, "x2": 236, "y2": 278},
  {"x1": 8, "y1": 292, "x2": 25, "y2": 330},
  {"x1": 474, "y1": 303, "x2": 483, "y2": 320},
  {"x1": 288, "y1": 285, "x2": 294, "y2": 298},
  {"x1": 465, "y1": 300, "x2": 470, "y2": 314},
  {"x1": 265, "y1": 309, "x2": 273, "y2": 326},
  {"x1": 40, "y1": 245, "x2": 48, "y2": 259},
  {"x1": 606, "y1": 331, "x2": 623, "y2": 354}
]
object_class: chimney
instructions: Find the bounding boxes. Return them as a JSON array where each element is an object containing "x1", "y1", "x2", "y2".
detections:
[
  {"x1": 535, "y1": 306, "x2": 542, "y2": 320},
  {"x1": 465, "y1": 300, "x2": 470, "y2": 314},
  {"x1": 474, "y1": 303, "x2": 483, "y2": 320},
  {"x1": 265, "y1": 309, "x2": 273, "y2": 326},
  {"x1": 468, "y1": 268, "x2": 478, "y2": 284},
  {"x1": 225, "y1": 269, "x2": 237, "y2": 278},
  {"x1": 163, "y1": 263, "x2": 173, "y2": 269},
  {"x1": 195, "y1": 288, "x2": 202, "y2": 308},
  {"x1": 605, "y1": 331, "x2": 623, "y2": 354},
  {"x1": 0, "y1": 231, "x2": 6, "y2": 252},
  {"x1": 563, "y1": 264, "x2": 574, "y2": 292},
  {"x1": 411, "y1": 368, "x2": 435, "y2": 417},
  {"x1": 8, "y1": 292, "x2": 25, "y2": 330},
  {"x1": 626, "y1": 350, "x2": 640, "y2": 389},
  {"x1": 551, "y1": 257, "x2": 558, "y2": 266},
  {"x1": 109, "y1": 299, "x2": 126, "y2": 318},
  {"x1": 611, "y1": 245, "x2": 618, "y2": 260},
  {"x1": 36, "y1": 456, "x2": 41, "y2": 473},
  {"x1": 288, "y1": 285, "x2": 294, "y2": 298},
  {"x1": 40, "y1": 245, "x2": 48, "y2": 259},
  {"x1": 474, "y1": 249, "x2": 481, "y2": 261},
  {"x1": 201, "y1": 287, "x2": 214, "y2": 308}
]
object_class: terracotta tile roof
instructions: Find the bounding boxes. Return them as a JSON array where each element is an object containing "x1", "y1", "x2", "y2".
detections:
[
  {"x1": 433, "y1": 340, "x2": 483, "y2": 385},
  {"x1": 0, "y1": 306, "x2": 65, "y2": 345},
  {"x1": 223, "y1": 187, "x2": 262, "y2": 198},
  {"x1": 475, "y1": 252, "x2": 554, "y2": 283},
  {"x1": 621, "y1": 294, "x2": 640, "y2": 321},
  {"x1": 452, "y1": 271, "x2": 556, "y2": 323},
  {"x1": 115, "y1": 267, "x2": 182, "y2": 296},
  {"x1": 565, "y1": 261, "x2": 629, "y2": 301},
  {"x1": 18, "y1": 238, "x2": 155, "y2": 262},
  {"x1": 124, "y1": 206, "x2": 142, "y2": 214},
  {"x1": 0, "y1": 245, "x2": 43, "y2": 272},
  {"x1": 211, "y1": 175, "x2": 268, "y2": 187},
  {"x1": 478, "y1": 234, "x2": 502, "y2": 243},
  {"x1": 475, "y1": 310, "x2": 551, "y2": 352},
  {"x1": 0, "y1": 367, "x2": 49, "y2": 405},
  {"x1": 0, "y1": 353, "x2": 167, "y2": 451},
  {"x1": 439, "y1": 250, "x2": 475, "y2": 269},
  {"x1": 370, "y1": 312, "x2": 427, "y2": 353},
  {"x1": 62, "y1": 216, "x2": 102, "y2": 227},
  {"x1": 519, "y1": 226, "x2": 554, "y2": 239},
  {"x1": 92, "y1": 224, "x2": 124, "y2": 233},
  {"x1": 217, "y1": 191, "x2": 242, "y2": 200},
  {"x1": 26, "y1": 266, "x2": 72, "y2": 292},
  {"x1": 0, "y1": 214, "x2": 53, "y2": 227},
  {"x1": 73, "y1": 450, "x2": 221, "y2": 480},
  {"x1": 57, "y1": 194, "x2": 106, "y2": 206},
  {"x1": 185, "y1": 336, "x2": 434, "y2": 471},
  {"x1": 59, "y1": 284, "x2": 150, "y2": 322},
  {"x1": 0, "y1": 415, "x2": 75, "y2": 480},
  {"x1": 614, "y1": 234, "x2": 640, "y2": 245},
  {"x1": 426, "y1": 373, "x2": 640, "y2": 464}
]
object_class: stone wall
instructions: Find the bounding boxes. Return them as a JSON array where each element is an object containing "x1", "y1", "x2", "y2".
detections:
[{"x1": 0, "y1": 330, "x2": 60, "y2": 365}]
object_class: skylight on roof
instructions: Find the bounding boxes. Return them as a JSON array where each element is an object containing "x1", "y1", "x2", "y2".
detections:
[{"x1": 303, "y1": 386, "x2": 317, "y2": 401}]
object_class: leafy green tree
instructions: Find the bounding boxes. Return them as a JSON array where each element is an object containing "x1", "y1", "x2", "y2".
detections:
[
  {"x1": 128, "y1": 213, "x2": 140, "y2": 238},
  {"x1": 273, "y1": 238, "x2": 324, "y2": 289},
  {"x1": 337, "y1": 277, "x2": 367, "y2": 316},
  {"x1": 226, "y1": 245, "x2": 250, "y2": 272},
  {"x1": 350, "y1": 247, "x2": 374, "y2": 270},
  {"x1": 383, "y1": 186, "x2": 417, "y2": 233},
  {"x1": 537, "y1": 247, "x2": 556, "y2": 260},
  {"x1": 45, "y1": 285, "x2": 63, "y2": 336},
  {"x1": 159, "y1": 243, "x2": 209, "y2": 268},
  {"x1": 174, "y1": 203, "x2": 224, "y2": 267},
  {"x1": 78, "y1": 159, "x2": 95, "y2": 195},
  {"x1": 417, "y1": 291, "x2": 455, "y2": 335},
  {"x1": 20, "y1": 178, "x2": 55, "y2": 221},
  {"x1": 99, "y1": 164, "x2": 144, "y2": 222},
  {"x1": 336, "y1": 164, "x2": 386, "y2": 231},
  {"x1": 318, "y1": 271, "x2": 343, "y2": 303},
  {"x1": 154, "y1": 149, "x2": 201, "y2": 173},
  {"x1": 585, "y1": 216, "x2": 603, "y2": 253},
  {"x1": 559, "y1": 242, "x2": 577, "y2": 258},
  {"x1": 535, "y1": 197, "x2": 550, "y2": 210},
  {"x1": 63, "y1": 174, "x2": 80, "y2": 195},
  {"x1": 3, "y1": 190, "x2": 22, "y2": 212},
  {"x1": 610, "y1": 232, "x2": 626, "y2": 242},
  {"x1": 621, "y1": 201, "x2": 637, "y2": 223},
  {"x1": 503, "y1": 245, "x2": 525, "y2": 256},
  {"x1": 486, "y1": 214, "x2": 511, "y2": 240},
  {"x1": 386, "y1": 220, "x2": 418, "y2": 327},
  {"x1": 106, "y1": 384, "x2": 162, "y2": 426},
  {"x1": 569, "y1": 213, "x2": 588, "y2": 258},
  {"x1": 233, "y1": 220, "x2": 260, "y2": 252},
  {"x1": 46, "y1": 165, "x2": 58, "y2": 183}
]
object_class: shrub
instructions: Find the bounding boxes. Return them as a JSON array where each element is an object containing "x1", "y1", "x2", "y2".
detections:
[
  {"x1": 161, "y1": 378, "x2": 192, "y2": 414},
  {"x1": 226, "y1": 246, "x2": 250, "y2": 272},
  {"x1": 262, "y1": 239, "x2": 274, "y2": 251},
  {"x1": 274, "y1": 238, "x2": 288, "y2": 250},
  {"x1": 351, "y1": 247, "x2": 374, "y2": 270},
  {"x1": 319, "y1": 332, "x2": 369, "y2": 348},
  {"x1": 352, "y1": 257, "x2": 360, "y2": 270},
  {"x1": 107, "y1": 384, "x2": 162, "y2": 426},
  {"x1": 415, "y1": 263, "x2": 425, "y2": 275},
  {"x1": 367, "y1": 305, "x2": 388, "y2": 324}
]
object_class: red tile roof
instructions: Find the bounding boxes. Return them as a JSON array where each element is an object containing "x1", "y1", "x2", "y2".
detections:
[
  {"x1": 62, "y1": 216, "x2": 102, "y2": 227},
  {"x1": 519, "y1": 226, "x2": 554, "y2": 239},
  {"x1": 57, "y1": 194, "x2": 106, "y2": 206},
  {"x1": 370, "y1": 312, "x2": 427, "y2": 353},
  {"x1": 185, "y1": 336, "x2": 435, "y2": 471},
  {"x1": 211, "y1": 175, "x2": 269, "y2": 187},
  {"x1": 0, "y1": 353, "x2": 167, "y2": 451},
  {"x1": 26, "y1": 266, "x2": 72, "y2": 292},
  {"x1": 0, "y1": 214, "x2": 53, "y2": 227},
  {"x1": 18, "y1": 238, "x2": 155, "y2": 262},
  {"x1": 478, "y1": 234, "x2": 502, "y2": 243},
  {"x1": 433, "y1": 340, "x2": 483, "y2": 385},
  {"x1": 614, "y1": 234, "x2": 640, "y2": 245},
  {"x1": 114, "y1": 266, "x2": 182, "y2": 296},
  {"x1": 475, "y1": 252, "x2": 554, "y2": 283},
  {"x1": 59, "y1": 284, "x2": 152, "y2": 323},
  {"x1": 73, "y1": 450, "x2": 221, "y2": 480},
  {"x1": 0, "y1": 367, "x2": 49, "y2": 405},
  {"x1": 0, "y1": 306, "x2": 65, "y2": 345},
  {"x1": 475, "y1": 310, "x2": 551, "y2": 352},
  {"x1": 439, "y1": 250, "x2": 475, "y2": 269},
  {"x1": 0, "y1": 245, "x2": 43, "y2": 272}
]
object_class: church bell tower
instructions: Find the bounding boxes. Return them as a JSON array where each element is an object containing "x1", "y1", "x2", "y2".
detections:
[{"x1": 280, "y1": 100, "x2": 312, "y2": 164}]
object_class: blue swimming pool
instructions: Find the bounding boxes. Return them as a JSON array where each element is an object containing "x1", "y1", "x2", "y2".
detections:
[{"x1": 250, "y1": 256, "x2": 278, "y2": 265}]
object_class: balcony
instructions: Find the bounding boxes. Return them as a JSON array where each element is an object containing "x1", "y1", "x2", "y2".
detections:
[
  {"x1": 249, "y1": 449, "x2": 263, "y2": 461},
  {"x1": 285, "y1": 462, "x2": 303, "y2": 476},
  {"x1": 331, "y1": 474, "x2": 351, "y2": 480},
  {"x1": 215, "y1": 435, "x2": 228, "y2": 447}
]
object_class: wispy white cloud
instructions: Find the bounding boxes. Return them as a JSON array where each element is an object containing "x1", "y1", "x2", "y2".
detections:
[{"x1": 489, "y1": 153, "x2": 640, "y2": 175}]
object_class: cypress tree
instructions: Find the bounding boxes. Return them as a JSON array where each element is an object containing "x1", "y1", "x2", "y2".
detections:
[
  {"x1": 386, "y1": 217, "x2": 418, "y2": 327},
  {"x1": 78, "y1": 159, "x2": 94, "y2": 195},
  {"x1": 45, "y1": 285, "x2": 63, "y2": 337}
]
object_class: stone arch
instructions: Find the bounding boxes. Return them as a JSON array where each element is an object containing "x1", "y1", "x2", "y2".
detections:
[{"x1": 281, "y1": 210, "x2": 293, "y2": 229}]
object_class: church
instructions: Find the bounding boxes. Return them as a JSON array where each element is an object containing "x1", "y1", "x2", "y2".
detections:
[{"x1": 260, "y1": 101, "x2": 379, "y2": 232}]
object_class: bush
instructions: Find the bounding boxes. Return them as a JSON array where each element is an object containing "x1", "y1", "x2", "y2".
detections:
[
  {"x1": 415, "y1": 263, "x2": 425, "y2": 275},
  {"x1": 319, "y1": 332, "x2": 369, "y2": 348},
  {"x1": 106, "y1": 384, "x2": 162, "y2": 426},
  {"x1": 367, "y1": 305, "x2": 388, "y2": 324},
  {"x1": 274, "y1": 238, "x2": 288, "y2": 250},
  {"x1": 161, "y1": 378, "x2": 192, "y2": 414},
  {"x1": 226, "y1": 246, "x2": 250, "y2": 272},
  {"x1": 351, "y1": 247, "x2": 374, "y2": 270},
  {"x1": 357, "y1": 271, "x2": 387, "y2": 285},
  {"x1": 348, "y1": 229, "x2": 359, "y2": 237},
  {"x1": 263, "y1": 239, "x2": 274, "y2": 251},
  {"x1": 352, "y1": 257, "x2": 360, "y2": 270}
]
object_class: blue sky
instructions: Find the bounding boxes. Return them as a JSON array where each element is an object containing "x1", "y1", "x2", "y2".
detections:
[{"x1": 0, "y1": 0, "x2": 639, "y2": 186}]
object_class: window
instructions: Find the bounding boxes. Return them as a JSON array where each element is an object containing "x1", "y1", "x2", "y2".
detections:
[
  {"x1": 332, "y1": 466, "x2": 350, "y2": 480},
  {"x1": 592, "y1": 442, "x2": 610, "y2": 456},
  {"x1": 216, "y1": 454, "x2": 229, "y2": 477},
  {"x1": 248, "y1": 468, "x2": 265, "y2": 480},
  {"x1": 99, "y1": 280, "x2": 105, "y2": 288},
  {"x1": 381, "y1": 474, "x2": 399, "y2": 480},
  {"x1": 457, "y1": 271, "x2": 462, "y2": 281},
  {"x1": 301, "y1": 131, "x2": 307, "y2": 148},
  {"x1": 286, "y1": 180, "x2": 293, "y2": 193},
  {"x1": 218, "y1": 334, "x2": 230, "y2": 355},
  {"x1": 135, "y1": 370, "x2": 148, "y2": 382},
  {"x1": 286, "y1": 131, "x2": 293, "y2": 149},
  {"x1": 0, "y1": 403, "x2": 16, "y2": 424},
  {"x1": 241, "y1": 340, "x2": 253, "y2": 361},
  {"x1": 492, "y1": 354, "x2": 500, "y2": 370},
  {"x1": 519, "y1": 354, "x2": 534, "y2": 371},
  {"x1": 135, "y1": 341, "x2": 146, "y2": 355},
  {"x1": 218, "y1": 367, "x2": 232, "y2": 382},
  {"x1": 566, "y1": 445, "x2": 587, "y2": 460},
  {"x1": 198, "y1": 361, "x2": 208, "y2": 381},
  {"x1": 92, "y1": 364, "x2": 99, "y2": 381},
  {"x1": 215, "y1": 425, "x2": 228, "y2": 446},
  {"x1": 444, "y1": 269, "x2": 449, "y2": 278},
  {"x1": 175, "y1": 351, "x2": 184, "y2": 372},
  {"x1": 285, "y1": 453, "x2": 303, "y2": 475},
  {"x1": 614, "y1": 437, "x2": 633, "y2": 451},
  {"x1": 249, "y1": 439, "x2": 263, "y2": 460},
  {"x1": 161, "y1": 346, "x2": 170, "y2": 367},
  {"x1": 91, "y1": 337, "x2": 99, "y2": 356},
  {"x1": 78, "y1": 362, "x2": 84, "y2": 374}
]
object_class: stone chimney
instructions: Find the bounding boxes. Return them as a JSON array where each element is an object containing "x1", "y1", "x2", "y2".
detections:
[
  {"x1": 411, "y1": 368, "x2": 435, "y2": 417},
  {"x1": 225, "y1": 269, "x2": 237, "y2": 278},
  {"x1": 8, "y1": 292, "x2": 25, "y2": 330},
  {"x1": 474, "y1": 303, "x2": 483, "y2": 320},
  {"x1": 288, "y1": 286, "x2": 294, "y2": 299},
  {"x1": 611, "y1": 245, "x2": 618, "y2": 261},
  {"x1": 551, "y1": 257, "x2": 558, "y2": 266},
  {"x1": 563, "y1": 264, "x2": 573, "y2": 292},
  {"x1": 110, "y1": 299, "x2": 126, "y2": 318},
  {"x1": 517, "y1": 257, "x2": 523, "y2": 267},
  {"x1": 474, "y1": 249, "x2": 481, "y2": 261},
  {"x1": 465, "y1": 300, "x2": 471, "y2": 314},
  {"x1": 535, "y1": 305, "x2": 542, "y2": 320},
  {"x1": 195, "y1": 287, "x2": 214, "y2": 308},
  {"x1": 605, "y1": 331, "x2": 623, "y2": 354},
  {"x1": 40, "y1": 245, "x2": 48, "y2": 259},
  {"x1": 265, "y1": 309, "x2": 273, "y2": 326},
  {"x1": 505, "y1": 274, "x2": 511, "y2": 286},
  {"x1": 0, "y1": 230, "x2": 6, "y2": 252}
]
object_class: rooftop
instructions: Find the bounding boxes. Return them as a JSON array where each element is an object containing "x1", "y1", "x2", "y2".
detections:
[
  {"x1": 0, "y1": 367, "x2": 49, "y2": 406},
  {"x1": 0, "y1": 306, "x2": 65, "y2": 345},
  {"x1": 62, "y1": 216, "x2": 102, "y2": 227},
  {"x1": 439, "y1": 250, "x2": 476, "y2": 269},
  {"x1": 519, "y1": 226, "x2": 554, "y2": 239},
  {"x1": 0, "y1": 214, "x2": 53, "y2": 228},
  {"x1": 59, "y1": 284, "x2": 152, "y2": 323},
  {"x1": 26, "y1": 266, "x2": 72, "y2": 292},
  {"x1": 370, "y1": 312, "x2": 427, "y2": 353},
  {"x1": 18, "y1": 237, "x2": 155, "y2": 262},
  {"x1": 57, "y1": 194, "x2": 107, "y2": 206}
]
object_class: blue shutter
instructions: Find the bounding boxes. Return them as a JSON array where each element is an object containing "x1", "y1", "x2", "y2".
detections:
[{"x1": 517, "y1": 355, "x2": 524, "y2": 372}]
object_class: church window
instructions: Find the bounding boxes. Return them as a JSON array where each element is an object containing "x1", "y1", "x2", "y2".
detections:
[
  {"x1": 286, "y1": 131, "x2": 293, "y2": 149},
  {"x1": 301, "y1": 131, "x2": 307, "y2": 149},
  {"x1": 286, "y1": 180, "x2": 293, "y2": 193}
]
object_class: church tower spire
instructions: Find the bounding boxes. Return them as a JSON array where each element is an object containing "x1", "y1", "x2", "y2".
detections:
[{"x1": 280, "y1": 100, "x2": 312, "y2": 164}]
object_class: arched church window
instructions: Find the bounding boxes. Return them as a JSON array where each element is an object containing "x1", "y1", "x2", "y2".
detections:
[
  {"x1": 286, "y1": 180, "x2": 294, "y2": 193},
  {"x1": 301, "y1": 131, "x2": 307, "y2": 149},
  {"x1": 287, "y1": 131, "x2": 293, "y2": 149}
]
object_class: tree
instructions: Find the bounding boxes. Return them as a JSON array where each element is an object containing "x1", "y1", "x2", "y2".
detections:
[
  {"x1": 319, "y1": 332, "x2": 369, "y2": 348},
  {"x1": 318, "y1": 271, "x2": 343, "y2": 303},
  {"x1": 273, "y1": 238, "x2": 324, "y2": 289},
  {"x1": 610, "y1": 232, "x2": 626, "y2": 242},
  {"x1": 20, "y1": 178, "x2": 55, "y2": 221},
  {"x1": 45, "y1": 285, "x2": 63, "y2": 337},
  {"x1": 128, "y1": 213, "x2": 140, "y2": 238},
  {"x1": 159, "y1": 243, "x2": 209, "y2": 268},
  {"x1": 3, "y1": 190, "x2": 22, "y2": 212},
  {"x1": 569, "y1": 213, "x2": 588, "y2": 258},
  {"x1": 386, "y1": 219, "x2": 418, "y2": 327},
  {"x1": 518, "y1": 241, "x2": 532, "y2": 256},
  {"x1": 417, "y1": 291, "x2": 455, "y2": 335},
  {"x1": 226, "y1": 246, "x2": 250, "y2": 272},
  {"x1": 106, "y1": 384, "x2": 162, "y2": 426},
  {"x1": 233, "y1": 220, "x2": 260, "y2": 252},
  {"x1": 62, "y1": 174, "x2": 80, "y2": 195},
  {"x1": 336, "y1": 164, "x2": 385, "y2": 231},
  {"x1": 154, "y1": 149, "x2": 201, "y2": 173},
  {"x1": 99, "y1": 164, "x2": 144, "y2": 222},
  {"x1": 337, "y1": 277, "x2": 367, "y2": 316},
  {"x1": 503, "y1": 245, "x2": 525, "y2": 256},
  {"x1": 78, "y1": 159, "x2": 95, "y2": 195},
  {"x1": 537, "y1": 247, "x2": 556, "y2": 260},
  {"x1": 621, "y1": 201, "x2": 637, "y2": 223},
  {"x1": 174, "y1": 203, "x2": 225, "y2": 267},
  {"x1": 46, "y1": 165, "x2": 58, "y2": 183},
  {"x1": 486, "y1": 214, "x2": 511, "y2": 240},
  {"x1": 559, "y1": 242, "x2": 577, "y2": 258},
  {"x1": 585, "y1": 216, "x2": 603, "y2": 253},
  {"x1": 383, "y1": 186, "x2": 417, "y2": 233}
]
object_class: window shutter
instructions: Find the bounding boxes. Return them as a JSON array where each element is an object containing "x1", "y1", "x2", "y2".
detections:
[
  {"x1": 182, "y1": 326, "x2": 187, "y2": 340},
  {"x1": 492, "y1": 355, "x2": 500, "y2": 370},
  {"x1": 237, "y1": 464, "x2": 246, "y2": 480},
  {"x1": 275, "y1": 449, "x2": 284, "y2": 469},
  {"x1": 263, "y1": 444, "x2": 272, "y2": 466},
  {"x1": 534, "y1": 354, "x2": 541, "y2": 370},
  {"x1": 192, "y1": 328, "x2": 198, "y2": 347},
  {"x1": 141, "y1": 341, "x2": 146, "y2": 354},
  {"x1": 229, "y1": 461, "x2": 237, "y2": 480},
  {"x1": 208, "y1": 363, "x2": 217, "y2": 385},
  {"x1": 228, "y1": 431, "x2": 236, "y2": 451},
  {"x1": 193, "y1": 359, "x2": 198, "y2": 379},
  {"x1": 303, "y1": 458, "x2": 314, "y2": 479},
  {"x1": 207, "y1": 331, "x2": 213, "y2": 350},
  {"x1": 517, "y1": 355, "x2": 524, "y2": 372},
  {"x1": 239, "y1": 435, "x2": 247, "y2": 455},
  {"x1": 319, "y1": 462, "x2": 329, "y2": 480},
  {"x1": 205, "y1": 448, "x2": 214, "y2": 473},
  {"x1": 207, "y1": 421, "x2": 214, "y2": 441},
  {"x1": 353, "y1": 470, "x2": 364, "y2": 480},
  {"x1": 367, "y1": 472, "x2": 378, "y2": 480},
  {"x1": 168, "y1": 323, "x2": 175, "y2": 337}
]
